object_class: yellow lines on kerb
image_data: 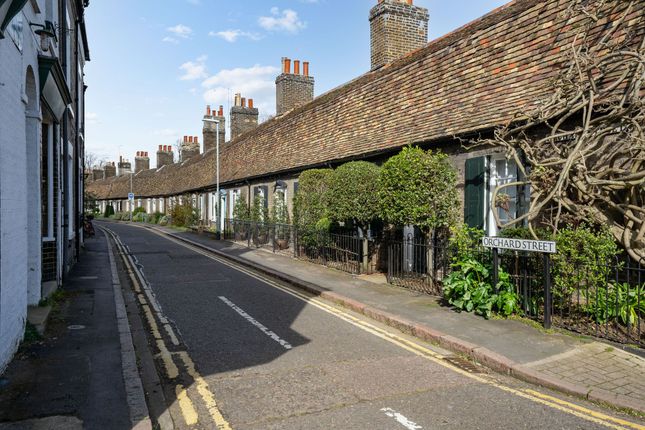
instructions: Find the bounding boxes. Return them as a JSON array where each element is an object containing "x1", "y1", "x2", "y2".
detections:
[
  {"x1": 175, "y1": 385, "x2": 199, "y2": 426},
  {"x1": 146, "y1": 227, "x2": 645, "y2": 430},
  {"x1": 103, "y1": 226, "x2": 232, "y2": 430}
]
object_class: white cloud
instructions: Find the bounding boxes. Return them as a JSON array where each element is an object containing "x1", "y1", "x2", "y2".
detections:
[
  {"x1": 179, "y1": 55, "x2": 208, "y2": 81},
  {"x1": 162, "y1": 36, "x2": 179, "y2": 45},
  {"x1": 258, "y1": 8, "x2": 306, "y2": 34},
  {"x1": 202, "y1": 64, "x2": 280, "y2": 116},
  {"x1": 209, "y1": 29, "x2": 261, "y2": 43},
  {"x1": 167, "y1": 24, "x2": 193, "y2": 39}
]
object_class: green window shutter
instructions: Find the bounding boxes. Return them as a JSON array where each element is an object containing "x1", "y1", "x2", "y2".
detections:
[{"x1": 464, "y1": 157, "x2": 486, "y2": 230}]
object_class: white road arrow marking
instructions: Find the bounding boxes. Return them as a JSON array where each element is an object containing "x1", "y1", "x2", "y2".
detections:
[{"x1": 381, "y1": 408, "x2": 423, "y2": 430}]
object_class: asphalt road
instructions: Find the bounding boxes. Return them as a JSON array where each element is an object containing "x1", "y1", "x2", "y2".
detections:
[{"x1": 102, "y1": 222, "x2": 645, "y2": 430}]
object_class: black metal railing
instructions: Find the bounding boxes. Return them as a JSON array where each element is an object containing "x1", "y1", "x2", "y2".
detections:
[{"x1": 223, "y1": 219, "x2": 374, "y2": 275}]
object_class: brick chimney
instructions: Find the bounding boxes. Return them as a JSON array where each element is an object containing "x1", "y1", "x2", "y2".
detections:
[
  {"x1": 369, "y1": 0, "x2": 428, "y2": 70},
  {"x1": 117, "y1": 156, "x2": 132, "y2": 176},
  {"x1": 104, "y1": 162, "x2": 117, "y2": 178},
  {"x1": 230, "y1": 93, "x2": 259, "y2": 140},
  {"x1": 181, "y1": 135, "x2": 200, "y2": 162},
  {"x1": 203, "y1": 105, "x2": 226, "y2": 152},
  {"x1": 276, "y1": 57, "x2": 314, "y2": 116},
  {"x1": 93, "y1": 168, "x2": 104, "y2": 181},
  {"x1": 135, "y1": 151, "x2": 150, "y2": 173},
  {"x1": 156, "y1": 145, "x2": 174, "y2": 168}
]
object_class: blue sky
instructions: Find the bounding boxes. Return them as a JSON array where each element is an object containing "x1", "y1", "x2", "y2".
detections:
[{"x1": 84, "y1": 0, "x2": 509, "y2": 166}]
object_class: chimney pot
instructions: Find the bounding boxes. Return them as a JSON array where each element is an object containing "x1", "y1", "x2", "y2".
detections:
[
  {"x1": 195, "y1": 136, "x2": 199, "y2": 143},
  {"x1": 241, "y1": 97, "x2": 246, "y2": 108},
  {"x1": 189, "y1": 136, "x2": 193, "y2": 143},
  {"x1": 249, "y1": 99, "x2": 254, "y2": 109},
  {"x1": 294, "y1": 60, "x2": 300, "y2": 75},
  {"x1": 234, "y1": 93, "x2": 242, "y2": 107},
  {"x1": 284, "y1": 58, "x2": 291, "y2": 74},
  {"x1": 303, "y1": 61, "x2": 310, "y2": 77},
  {"x1": 218, "y1": 105, "x2": 224, "y2": 116},
  {"x1": 159, "y1": 145, "x2": 163, "y2": 151},
  {"x1": 206, "y1": 105, "x2": 211, "y2": 116}
]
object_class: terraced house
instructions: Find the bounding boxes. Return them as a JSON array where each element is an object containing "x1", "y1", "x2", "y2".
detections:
[
  {"x1": 0, "y1": 0, "x2": 89, "y2": 370},
  {"x1": 87, "y1": 0, "x2": 643, "y2": 236}
]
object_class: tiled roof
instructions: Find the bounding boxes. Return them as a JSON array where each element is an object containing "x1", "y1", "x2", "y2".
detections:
[{"x1": 88, "y1": 0, "x2": 644, "y2": 200}]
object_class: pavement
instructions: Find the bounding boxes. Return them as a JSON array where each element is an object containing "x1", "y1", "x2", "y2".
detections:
[
  {"x1": 143, "y1": 223, "x2": 645, "y2": 416},
  {"x1": 0, "y1": 230, "x2": 150, "y2": 430}
]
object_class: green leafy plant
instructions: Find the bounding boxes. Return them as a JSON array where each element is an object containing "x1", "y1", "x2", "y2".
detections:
[
  {"x1": 293, "y1": 169, "x2": 333, "y2": 229},
  {"x1": 271, "y1": 190, "x2": 290, "y2": 225},
  {"x1": 551, "y1": 225, "x2": 619, "y2": 303},
  {"x1": 585, "y1": 283, "x2": 645, "y2": 326},
  {"x1": 103, "y1": 204, "x2": 115, "y2": 218},
  {"x1": 327, "y1": 161, "x2": 381, "y2": 231},
  {"x1": 378, "y1": 146, "x2": 458, "y2": 234},
  {"x1": 232, "y1": 195, "x2": 250, "y2": 221},
  {"x1": 449, "y1": 223, "x2": 485, "y2": 263},
  {"x1": 443, "y1": 259, "x2": 519, "y2": 319},
  {"x1": 170, "y1": 203, "x2": 198, "y2": 227},
  {"x1": 133, "y1": 206, "x2": 146, "y2": 215},
  {"x1": 250, "y1": 194, "x2": 269, "y2": 223}
]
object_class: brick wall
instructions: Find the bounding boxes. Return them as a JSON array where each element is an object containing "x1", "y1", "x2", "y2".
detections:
[
  {"x1": 369, "y1": 0, "x2": 429, "y2": 70},
  {"x1": 276, "y1": 73, "x2": 314, "y2": 116},
  {"x1": 156, "y1": 147, "x2": 174, "y2": 168},
  {"x1": 230, "y1": 106, "x2": 259, "y2": 140},
  {"x1": 135, "y1": 154, "x2": 150, "y2": 173}
]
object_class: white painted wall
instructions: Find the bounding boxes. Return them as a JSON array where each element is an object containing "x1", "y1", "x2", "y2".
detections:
[{"x1": 0, "y1": 1, "x2": 43, "y2": 373}]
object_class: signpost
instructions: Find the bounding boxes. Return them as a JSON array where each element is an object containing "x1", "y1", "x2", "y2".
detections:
[{"x1": 482, "y1": 237, "x2": 557, "y2": 329}]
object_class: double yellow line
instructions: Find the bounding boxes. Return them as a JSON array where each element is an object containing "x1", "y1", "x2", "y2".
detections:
[{"x1": 102, "y1": 226, "x2": 232, "y2": 429}]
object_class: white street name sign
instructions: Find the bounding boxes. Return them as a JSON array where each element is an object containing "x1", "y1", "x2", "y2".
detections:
[{"x1": 482, "y1": 237, "x2": 557, "y2": 254}]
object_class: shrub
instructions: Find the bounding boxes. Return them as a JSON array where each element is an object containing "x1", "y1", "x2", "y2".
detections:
[
  {"x1": 551, "y1": 225, "x2": 619, "y2": 300},
  {"x1": 133, "y1": 206, "x2": 146, "y2": 215},
  {"x1": 379, "y1": 146, "x2": 459, "y2": 235},
  {"x1": 250, "y1": 194, "x2": 269, "y2": 223},
  {"x1": 293, "y1": 169, "x2": 333, "y2": 228},
  {"x1": 132, "y1": 212, "x2": 147, "y2": 223},
  {"x1": 104, "y1": 204, "x2": 115, "y2": 218},
  {"x1": 159, "y1": 215, "x2": 169, "y2": 226},
  {"x1": 150, "y1": 212, "x2": 164, "y2": 224},
  {"x1": 327, "y1": 161, "x2": 381, "y2": 230},
  {"x1": 272, "y1": 191, "x2": 290, "y2": 225},
  {"x1": 449, "y1": 223, "x2": 485, "y2": 263},
  {"x1": 170, "y1": 203, "x2": 198, "y2": 227},
  {"x1": 232, "y1": 196, "x2": 250, "y2": 221}
]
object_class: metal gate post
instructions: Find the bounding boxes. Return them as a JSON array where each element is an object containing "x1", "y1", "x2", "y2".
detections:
[
  {"x1": 543, "y1": 253, "x2": 552, "y2": 329},
  {"x1": 492, "y1": 248, "x2": 499, "y2": 293}
]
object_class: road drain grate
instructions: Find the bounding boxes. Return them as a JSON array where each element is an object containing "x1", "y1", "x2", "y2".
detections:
[{"x1": 443, "y1": 356, "x2": 484, "y2": 373}]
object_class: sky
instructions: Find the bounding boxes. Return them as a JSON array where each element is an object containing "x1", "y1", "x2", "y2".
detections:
[{"x1": 84, "y1": 0, "x2": 509, "y2": 167}]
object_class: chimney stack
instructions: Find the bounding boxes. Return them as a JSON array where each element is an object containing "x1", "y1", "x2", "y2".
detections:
[
  {"x1": 203, "y1": 104, "x2": 226, "y2": 153},
  {"x1": 135, "y1": 151, "x2": 150, "y2": 173},
  {"x1": 230, "y1": 92, "x2": 259, "y2": 140},
  {"x1": 369, "y1": 0, "x2": 428, "y2": 70},
  {"x1": 181, "y1": 133, "x2": 200, "y2": 162},
  {"x1": 93, "y1": 168, "x2": 105, "y2": 181},
  {"x1": 104, "y1": 162, "x2": 117, "y2": 179},
  {"x1": 118, "y1": 157, "x2": 132, "y2": 176},
  {"x1": 276, "y1": 57, "x2": 314, "y2": 116},
  {"x1": 156, "y1": 145, "x2": 174, "y2": 168}
]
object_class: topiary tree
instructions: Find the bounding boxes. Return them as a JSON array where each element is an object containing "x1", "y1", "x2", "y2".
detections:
[
  {"x1": 232, "y1": 195, "x2": 250, "y2": 221},
  {"x1": 250, "y1": 194, "x2": 268, "y2": 223},
  {"x1": 379, "y1": 146, "x2": 459, "y2": 235},
  {"x1": 103, "y1": 204, "x2": 115, "y2": 218},
  {"x1": 293, "y1": 169, "x2": 334, "y2": 229},
  {"x1": 328, "y1": 161, "x2": 381, "y2": 232}
]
